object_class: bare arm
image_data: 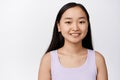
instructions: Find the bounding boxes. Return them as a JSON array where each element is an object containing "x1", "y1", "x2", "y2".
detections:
[
  {"x1": 38, "y1": 52, "x2": 51, "y2": 80},
  {"x1": 96, "y1": 51, "x2": 108, "y2": 80}
]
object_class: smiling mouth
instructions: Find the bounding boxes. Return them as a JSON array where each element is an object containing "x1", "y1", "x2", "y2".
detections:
[{"x1": 70, "y1": 33, "x2": 81, "y2": 37}]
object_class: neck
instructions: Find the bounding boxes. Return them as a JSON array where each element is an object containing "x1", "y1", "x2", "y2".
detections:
[{"x1": 61, "y1": 41, "x2": 84, "y2": 55}]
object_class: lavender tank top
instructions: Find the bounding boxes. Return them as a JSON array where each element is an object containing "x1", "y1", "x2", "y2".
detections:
[{"x1": 50, "y1": 49, "x2": 97, "y2": 80}]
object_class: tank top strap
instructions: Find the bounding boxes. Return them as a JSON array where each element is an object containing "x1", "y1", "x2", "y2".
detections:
[
  {"x1": 87, "y1": 49, "x2": 97, "y2": 75},
  {"x1": 50, "y1": 50, "x2": 60, "y2": 72},
  {"x1": 50, "y1": 50, "x2": 57, "y2": 64}
]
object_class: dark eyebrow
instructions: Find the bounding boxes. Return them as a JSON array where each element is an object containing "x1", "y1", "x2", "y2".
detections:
[
  {"x1": 78, "y1": 17, "x2": 86, "y2": 19},
  {"x1": 64, "y1": 17, "x2": 72, "y2": 20},
  {"x1": 64, "y1": 17, "x2": 86, "y2": 20}
]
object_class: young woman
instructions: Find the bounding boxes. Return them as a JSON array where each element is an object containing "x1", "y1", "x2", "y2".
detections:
[{"x1": 38, "y1": 2, "x2": 108, "y2": 80}]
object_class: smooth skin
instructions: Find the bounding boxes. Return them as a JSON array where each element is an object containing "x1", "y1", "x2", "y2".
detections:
[{"x1": 38, "y1": 6, "x2": 108, "y2": 80}]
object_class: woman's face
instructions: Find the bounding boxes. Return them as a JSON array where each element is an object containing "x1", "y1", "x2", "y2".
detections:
[{"x1": 57, "y1": 6, "x2": 88, "y2": 44}]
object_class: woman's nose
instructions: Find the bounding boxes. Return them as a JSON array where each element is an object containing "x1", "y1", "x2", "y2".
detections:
[{"x1": 72, "y1": 23, "x2": 79, "y2": 31}]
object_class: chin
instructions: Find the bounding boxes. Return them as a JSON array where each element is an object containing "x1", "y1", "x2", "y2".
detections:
[{"x1": 66, "y1": 39, "x2": 82, "y2": 44}]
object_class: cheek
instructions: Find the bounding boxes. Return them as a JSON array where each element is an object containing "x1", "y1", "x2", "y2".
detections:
[
  {"x1": 60, "y1": 24, "x2": 69, "y2": 33},
  {"x1": 81, "y1": 26, "x2": 88, "y2": 36},
  {"x1": 81, "y1": 25, "x2": 88, "y2": 32}
]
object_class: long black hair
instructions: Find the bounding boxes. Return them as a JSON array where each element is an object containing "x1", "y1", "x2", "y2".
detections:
[{"x1": 46, "y1": 2, "x2": 93, "y2": 53}]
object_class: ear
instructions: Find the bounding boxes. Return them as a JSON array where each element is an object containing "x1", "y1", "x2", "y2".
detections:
[{"x1": 57, "y1": 22, "x2": 61, "y2": 32}]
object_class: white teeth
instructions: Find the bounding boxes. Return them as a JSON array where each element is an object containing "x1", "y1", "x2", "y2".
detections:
[{"x1": 70, "y1": 33, "x2": 80, "y2": 37}]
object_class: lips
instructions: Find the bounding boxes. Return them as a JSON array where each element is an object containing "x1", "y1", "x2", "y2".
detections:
[{"x1": 70, "y1": 33, "x2": 81, "y2": 37}]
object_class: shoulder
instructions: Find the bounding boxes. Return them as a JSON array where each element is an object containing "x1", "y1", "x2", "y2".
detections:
[
  {"x1": 88, "y1": 49, "x2": 105, "y2": 64},
  {"x1": 94, "y1": 51, "x2": 108, "y2": 79},
  {"x1": 42, "y1": 52, "x2": 51, "y2": 60},
  {"x1": 38, "y1": 52, "x2": 51, "y2": 77},
  {"x1": 38, "y1": 52, "x2": 51, "y2": 80},
  {"x1": 94, "y1": 51, "x2": 107, "y2": 72},
  {"x1": 95, "y1": 51, "x2": 106, "y2": 64},
  {"x1": 39, "y1": 52, "x2": 51, "y2": 73},
  {"x1": 40, "y1": 52, "x2": 51, "y2": 67}
]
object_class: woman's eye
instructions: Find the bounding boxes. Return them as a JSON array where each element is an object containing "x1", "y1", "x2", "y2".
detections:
[
  {"x1": 65, "y1": 21, "x2": 71, "y2": 24},
  {"x1": 79, "y1": 21, "x2": 85, "y2": 24}
]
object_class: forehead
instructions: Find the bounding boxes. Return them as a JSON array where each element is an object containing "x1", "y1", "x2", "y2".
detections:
[{"x1": 61, "y1": 6, "x2": 87, "y2": 20}]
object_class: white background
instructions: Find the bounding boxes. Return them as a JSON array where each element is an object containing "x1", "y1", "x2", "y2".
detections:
[{"x1": 0, "y1": 0, "x2": 120, "y2": 80}]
